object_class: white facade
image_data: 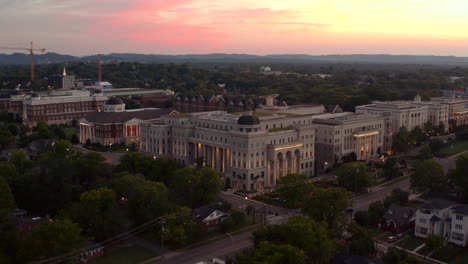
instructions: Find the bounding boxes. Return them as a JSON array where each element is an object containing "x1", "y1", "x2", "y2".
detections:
[
  {"x1": 313, "y1": 113, "x2": 386, "y2": 172},
  {"x1": 140, "y1": 111, "x2": 319, "y2": 191},
  {"x1": 414, "y1": 201, "x2": 468, "y2": 247}
]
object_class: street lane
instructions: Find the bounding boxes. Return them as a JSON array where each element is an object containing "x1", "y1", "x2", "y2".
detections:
[
  {"x1": 353, "y1": 178, "x2": 411, "y2": 212},
  {"x1": 157, "y1": 230, "x2": 253, "y2": 264}
]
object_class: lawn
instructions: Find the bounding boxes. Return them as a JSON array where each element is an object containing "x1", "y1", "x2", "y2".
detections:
[
  {"x1": 89, "y1": 246, "x2": 158, "y2": 264},
  {"x1": 449, "y1": 248, "x2": 468, "y2": 264},
  {"x1": 431, "y1": 244, "x2": 467, "y2": 263},
  {"x1": 438, "y1": 140, "x2": 468, "y2": 157},
  {"x1": 397, "y1": 236, "x2": 425, "y2": 251}
]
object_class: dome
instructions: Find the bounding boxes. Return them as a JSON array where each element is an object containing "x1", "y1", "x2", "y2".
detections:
[
  {"x1": 237, "y1": 115, "x2": 260, "y2": 126},
  {"x1": 105, "y1": 97, "x2": 124, "y2": 105}
]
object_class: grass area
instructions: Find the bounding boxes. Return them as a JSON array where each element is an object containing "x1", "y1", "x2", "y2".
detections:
[
  {"x1": 417, "y1": 246, "x2": 432, "y2": 256},
  {"x1": 397, "y1": 236, "x2": 425, "y2": 251},
  {"x1": 437, "y1": 140, "x2": 468, "y2": 156},
  {"x1": 380, "y1": 175, "x2": 410, "y2": 187},
  {"x1": 432, "y1": 244, "x2": 467, "y2": 263},
  {"x1": 89, "y1": 246, "x2": 158, "y2": 264},
  {"x1": 449, "y1": 248, "x2": 468, "y2": 264}
]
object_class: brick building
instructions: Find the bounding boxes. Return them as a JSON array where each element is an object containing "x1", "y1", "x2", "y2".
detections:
[{"x1": 78, "y1": 97, "x2": 176, "y2": 146}]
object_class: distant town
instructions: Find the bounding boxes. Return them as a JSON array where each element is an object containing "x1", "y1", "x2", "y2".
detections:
[{"x1": 1, "y1": 61, "x2": 468, "y2": 264}]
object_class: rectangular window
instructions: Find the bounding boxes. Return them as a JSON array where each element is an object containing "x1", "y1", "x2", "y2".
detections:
[{"x1": 452, "y1": 232, "x2": 464, "y2": 241}]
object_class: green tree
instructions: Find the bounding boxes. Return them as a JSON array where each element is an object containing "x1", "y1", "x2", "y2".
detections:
[
  {"x1": 76, "y1": 187, "x2": 122, "y2": 240},
  {"x1": 22, "y1": 219, "x2": 86, "y2": 261},
  {"x1": 367, "y1": 201, "x2": 385, "y2": 226},
  {"x1": 437, "y1": 121, "x2": 445, "y2": 135},
  {"x1": 0, "y1": 128, "x2": 13, "y2": 150},
  {"x1": 0, "y1": 176, "x2": 16, "y2": 210},
  {"x1": 10, "y1": 149, "x2": 34, "y2": 176},
  {"x1": 112, "y1": 173, "x2": 170, "y2": 224},
  {"x1": 449, "y1": 154, "x2": 468, "y2": 200},
  {"x1": 35, "y1": 119, "x2": 53, "y2": 139},
  {"x1": 276, "y1": 173, "x2": 315, "y2": 208},
  {"x1": 117, "y1": 152, "x2": 153, "y2": 174},
  {"x1": 301, "y1": 187, "x2": 351, "y2": 227},
  {"x1": 72, "y1": 152, "x2": 109, "y2": 189},
  {"x1": 168, "y1": 167, "x2": 223, "y2": 206},
  {"x1": 350, "y1": 234, "x2": 376, "y2": 257},
  {"x1": 417, "y1": 146, "x2": 433, "y2": 160},
  {"x1": 162, "y1": 207, "x2": 200, "y2": 248},
  {"x1": 383, "y1": 156, "x2": 400, "y2": 180},
  {"x1": 252, "y1": 241, "x2": 306, "y2": 264},
  {"x1": 253, "y1": 217, "x2": 335, "y2": 263},
  {"x1": 393, "y1": 126, "x2": 410, "y2": 153},
  {"x1": 411, "y1": 160, "x2": 447, "y2": 195},
  {"x1": 410, "y1": 126, "x2": 425, "y2": 145},
  {"x1": 337, "y1": 162, "x2": 372, "y2": 192},
  {"x1": 382, "y1": 247, "x2": 409, "y2": 264},
  {"x1": 384, "y1": 188, "x2": 409, "y2": 207},
  {"x1": 0, "y1": 161, "x2": 16, "y2": 183}
]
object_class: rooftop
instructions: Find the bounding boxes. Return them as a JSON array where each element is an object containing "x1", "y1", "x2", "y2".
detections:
[{"x1": 81, "y1": 108, "x2": 174, "y2": 124}]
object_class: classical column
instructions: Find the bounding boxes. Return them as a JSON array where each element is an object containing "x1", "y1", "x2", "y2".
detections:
[{"x1": 220, "y1": 148, "x2": 226, "y2": 172}]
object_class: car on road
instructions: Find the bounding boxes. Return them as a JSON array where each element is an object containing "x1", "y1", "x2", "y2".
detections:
[{"x1": 387, "y1": 236, "x2": 397, "y2": 243}]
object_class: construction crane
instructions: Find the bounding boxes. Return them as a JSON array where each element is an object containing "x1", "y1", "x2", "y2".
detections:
[{"x1": 0, "y1": 41, "x2": 46, "y2": 82}]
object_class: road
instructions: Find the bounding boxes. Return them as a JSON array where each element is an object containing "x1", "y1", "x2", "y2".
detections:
[
  {"x1": 353, "y1": 177, "x2": 411, "y2": 212},
  {"x1": 219, "y1": 192, "x2": 297, "y2": 217},
  {"x1": 156, "y1": 231, "x2": 253, "y2": 264}
]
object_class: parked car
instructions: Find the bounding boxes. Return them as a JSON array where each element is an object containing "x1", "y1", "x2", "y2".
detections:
[{"x1": 387, "y1": 236, "x2": 397, "y2": 243}]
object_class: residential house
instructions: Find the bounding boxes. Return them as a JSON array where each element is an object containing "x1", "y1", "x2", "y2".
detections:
[
  {"x1": 414, "y1": 199, "x2": 468, "y2": 247},
  {"x1": 192, "y1": 206, "x2": 229, "y2": 232},
  {"x1": 382, "y1": 204, "x2": 415, "y2": 233}
]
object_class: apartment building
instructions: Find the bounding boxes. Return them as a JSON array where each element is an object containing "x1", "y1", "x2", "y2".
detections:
[{"x1": 414, "y1": 199, "x2": 468, "y2": 247}]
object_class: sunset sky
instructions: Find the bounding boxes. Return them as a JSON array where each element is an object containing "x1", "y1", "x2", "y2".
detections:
[{"x1": 1, "y1": 0, "x2": 468, "y2": 56}]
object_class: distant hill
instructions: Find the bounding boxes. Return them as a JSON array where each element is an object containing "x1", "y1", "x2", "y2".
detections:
[{"x1": 2, "y1": 52, "x2": 468, "y2": 66}]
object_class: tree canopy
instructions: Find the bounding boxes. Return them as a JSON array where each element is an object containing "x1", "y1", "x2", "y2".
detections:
[{"x1": 411, "y1": 160, "x2": 447, "y2": 195}]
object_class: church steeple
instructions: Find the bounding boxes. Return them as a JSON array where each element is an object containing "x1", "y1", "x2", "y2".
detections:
[{"x1": 62, "y1": 67, "x2": 67, "y2": 76}]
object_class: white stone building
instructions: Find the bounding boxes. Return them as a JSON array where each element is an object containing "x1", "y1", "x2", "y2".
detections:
[
  {"x1": 313, "y1": 113, "x2": 386, "y2": 173},
  {"x1": 140, "y1": 111, "x2": 319, "y2": 191},
  {"x1": 414, "y1": 200, "x2": 468, "y2": 247}
]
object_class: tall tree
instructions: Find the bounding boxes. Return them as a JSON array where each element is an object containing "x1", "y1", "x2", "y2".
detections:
[
  {"x1": 276, "y1": 173, "x2": 315, "y2": 208},
  {"x1": 449, "y1": 154, "x2": 468, "y2": 201},
  {"x1": 76, "y1": 187, "x2": 122, "y2": 240},
  {"x1": 411, "y1": 160, "x2": 447, "y2": 195},
  {"x1": 337, "y1": 162, "x2": 372, "y2": 193},
  {"x1": 301, "y1": 187, "x2": 351, "y2": 227},
  {"x1": 0, "y1": 176, "x2": 16, "y2": 210},
  {"x1": 22, "y1": 219, "x2": 86, "y2": 262},
  {"x1": 393, "y1": 126, "x2": 410, "y2": 153},
  {"x1": 383, "y1": 156, "x2": 400, "y2": 180},
  {"x1": 253, "y1": 217, "x2": 335, "y2": 263},
  {"x1": 251, "y1": 241, "x2": 306, "y2": 264}
]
